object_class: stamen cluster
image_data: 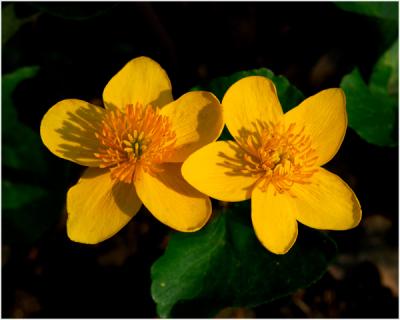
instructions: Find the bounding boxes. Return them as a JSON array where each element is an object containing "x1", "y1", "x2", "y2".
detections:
[
  {"x1": 242, "y1": 123, "x2": 318, "y2": 195},
  {"x1": 94, "y1": 104, "x2": 176, "y2": 183}
]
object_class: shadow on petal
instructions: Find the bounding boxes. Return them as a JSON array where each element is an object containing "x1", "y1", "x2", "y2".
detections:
[
  {"x1": 216, "y1": 141, "x2": 260, "y2": 199},
  {"x1": 55, "y1": 103, "x2": 104, "y2": 160}
]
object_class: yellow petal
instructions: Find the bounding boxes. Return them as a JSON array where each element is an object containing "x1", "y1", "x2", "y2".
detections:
[
  {"x1": 160, "y1": 91, "x2": 223, "y2": 162},
  {"x1": 291, "y1": 167, "x2": 361, "y2": 230},
  {"x1": 182, "y1": 141, "x2": 259, "y2": 202},
  {"x1": 283, "y1": 88, "x2": 347, "y2": 166},
  {"x1": 222, "y1": 76, "x2": 284, "y2": 142},
  {"x1": 67, "y1": 168, "x2": 141, "y2": 244},
  {"x1": 103, "y1": 56, "x2": 173, "y2": 111},
  {"x1": 252, "y1": 185, "x2": 298, "y2": 254},
  {"x1": 40, "y1": 99, "x2": 105, "y2": 166},
  {"x1": 134, "y1": 163, "x2": 211, "y2": 232}
]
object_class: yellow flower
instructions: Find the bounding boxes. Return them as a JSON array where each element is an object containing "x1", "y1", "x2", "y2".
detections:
[
  {"x1": 182, "y1": 76, "x2": 362, "y2": 254},
  {"x1": 40, "y1": 56, "x2": 223, "y2": 244}
]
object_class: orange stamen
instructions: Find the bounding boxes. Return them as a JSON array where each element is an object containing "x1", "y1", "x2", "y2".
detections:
[
  {"x1": 94, "y1": 103, "x2": 176, "y2": 184},
  {"x1": 252, "y1": 122, "x2": 318, "y2": 195}
]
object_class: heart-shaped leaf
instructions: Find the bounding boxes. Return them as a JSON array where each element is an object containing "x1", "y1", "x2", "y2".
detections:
[
  {"x1": 340, "y1": 41, "x2": 398, "y2": 147},
  {"x1": 151, "y1": 209, "x2": 336, "y2": 317}
]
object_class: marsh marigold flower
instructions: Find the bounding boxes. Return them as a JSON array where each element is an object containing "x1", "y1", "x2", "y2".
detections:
[
  {"x1": 40, "y1": 57, "x2": 223, "y2": 244},
  {"x1": 182, "y1": 76, "x2": 362, "y2": 254}
]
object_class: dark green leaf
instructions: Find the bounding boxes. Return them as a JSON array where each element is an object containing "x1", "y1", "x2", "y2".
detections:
[
  {"x1": 151, "y1": 209, "x2": 336, "y2": 317},
  {"x1": 2, "y1": 66, "x2": 48, "y2": 174},
  {"x1": 335, "y1": 2, "x2": 398, "y2": 52},
  {"x1": 2, "y1": 65, "x2": 39, "y2": 128},
  {"x1": 2, "y1": 4, "x2": 40, "y2": 45},
  {"x1": 2, "y1": 124, "x2": 49, "y2": 174},
  {"x1": 2, "y1": 66, "x2": 67, "y2": 245},
  {"x1": 192, "y1": 68, "x2": 304, "y2": 113},
  {"x1": 370, "y1": 40, "x2": 398, "y2": 97},
  {"x1": 2, "y1": 180, "x2": 47, "y2": 210},
  {"x1": 31, "y1": 3, "x2": 118, "y2": 20},
  {"x1": 335, "y1": 2, "x2": 398, "y2": 20},
  {"x1": 341, "y1": 42, "x2": 398, "y2": 147},
  {"x1": 2, "y1": 180, "x2": 63, "y2": 245}
]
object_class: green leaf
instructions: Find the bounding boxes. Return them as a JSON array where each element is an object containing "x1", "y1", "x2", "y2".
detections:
[
  {"x1": 2, "y1": 65, "x2": 40, "y2": 128},
  {"x1": 193, "y1": 68, "x2": 304, "y2": 113},
  {"x1": 2, "y1": 66, "x2": 67, "y2": 245},
  {"x1": 370, "y1": 40, "x2": 398, "y2": 97},
  {"x1": 335, "y1": 2, "x2": 399, "y2": 21},
  {"x1": 30, "y1": 3, "x2": 118, "y2": 20},
  {"x1": 2, "y1": 4, "x2": 40, "y2": 45},
  {"x1": 2, "y1": 180, "x2": 47, "y2": 210},
  {"x1": 340, "y1": 40, "x2": 398, "y2": 147},
  {"x1": 335, "y1": 2, "x2": 398, "y2": 51},
  {"x1": 2, "y1": 124, "x2": 49, "y2": 174},
  {"x1": 2, "y1": 180, "x2": 63, "y2": 245},
  {"x1": 151, "y1": 209, "x2": 336, "y2": 318},
  {"x1": 2, "y1": 66, "x2": 48, "y2": 174}
]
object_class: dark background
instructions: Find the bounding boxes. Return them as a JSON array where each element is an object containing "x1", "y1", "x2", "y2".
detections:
[{"x1": 2, "y1": 2, "x2": 398, "y2": 317}]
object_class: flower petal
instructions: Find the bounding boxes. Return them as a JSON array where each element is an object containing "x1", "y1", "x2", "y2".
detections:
[
  {"x1": 182, "y1": 141, "x2": 259, "y2": 202},
  {"x1": 291, "y1": 168, "x2": 361, "y2": 230},
  {"x1": 160, "y1": 91, "x2": 223, "y2": 162},
  {"x1": 67, "y1": 168, "x2": 142, "y2": 244},
  {"x1": 252, "y1": 185, "x2": 298, "y2": 254},
  {"x1": 40, "y1": 99, "x2": 105, "y2": 166},
  {"x1": 222, "y1": 76, "x2": 284, "y2": 142},
  {"x1": 283, "y1": 88, "x2": 347, "y2": 166},
  {"x1": 103, "y1": 56, "x2": 173, "y2": 111},
  {"x1": 134, "y1": 163, "x2": 211, "y2": 232}
]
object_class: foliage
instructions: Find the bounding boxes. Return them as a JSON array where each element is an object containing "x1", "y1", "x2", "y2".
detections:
[
  {"x1": 2, "y1": 4, "x2": 40, "y2": 45},
  {"x1": 2, "y1": 66, "x2": 66, "y2": 244},
  {"x1": 335, "y1": 2, "x2": 398, "y2": 20},
  {"x1": 30, "y1": 3, "x2": 118, "y2": 20},
  {"x1": 341, "y1": 40, "x2": 398, "y2": 147},
  {"x1": 335, "y1": 2, "x2": 398, "y2": 53},
  {"x1": 3, "y1": 181, "x2": 47, "y2": 210},
  {"x1": 2, "y1": 66, "x2": 48, "y2": 174},
  {"x1": 152, "y1": 208, "x2": 336, "y2": 317}
]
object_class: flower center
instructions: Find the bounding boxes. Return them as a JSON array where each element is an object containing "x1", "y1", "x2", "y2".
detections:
[
  {"x1": 94, "y1": 103, "x2": 176, "y2": 184},
  {"x1": 242, "y1": 123, "x2": 318, "y2": 195}
]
